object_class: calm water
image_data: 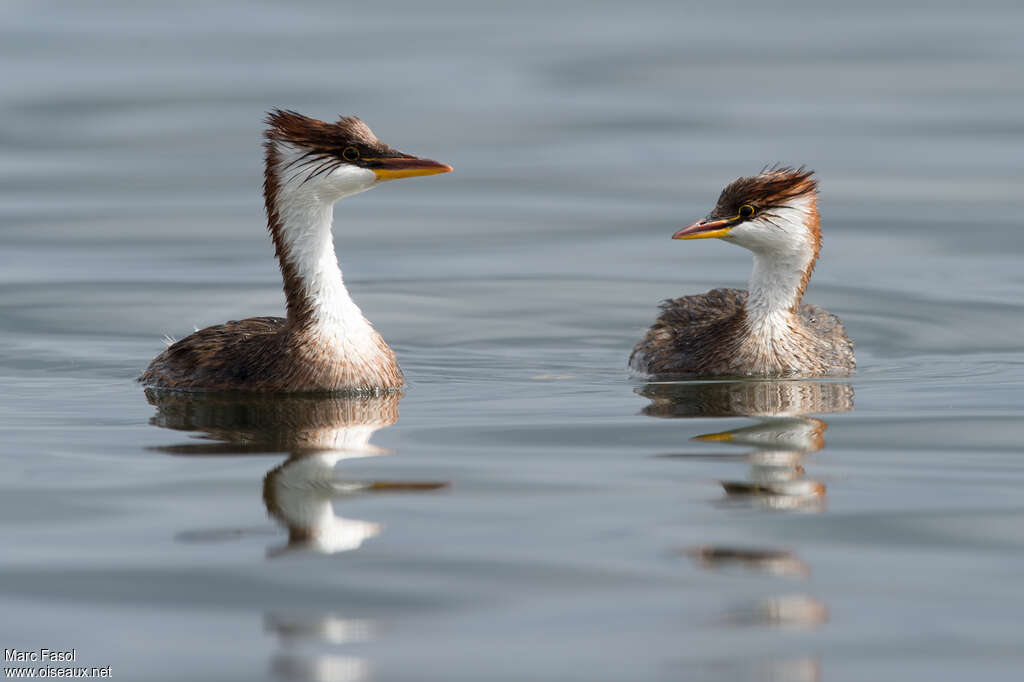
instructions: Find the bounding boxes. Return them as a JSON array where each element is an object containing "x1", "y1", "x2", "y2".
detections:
[{"x1": 3, "y1": 1, "x2": 1024, "y2": 680}]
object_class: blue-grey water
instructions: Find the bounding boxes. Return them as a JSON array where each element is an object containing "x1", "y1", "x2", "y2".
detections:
[{"x1": 2, "y1": 1, "x2": 1024, "y2": 680}]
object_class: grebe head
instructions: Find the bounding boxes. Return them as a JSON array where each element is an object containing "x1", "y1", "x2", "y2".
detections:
[
  {"x1": 259, "y1": 110, "x2": 450, "y2": 336},
  {"x1": 672, "y1": 167, "x2": 818, "y2": 258},
  {"x1": 264, "y1": 109, "x2": 452, "y2": 201}
]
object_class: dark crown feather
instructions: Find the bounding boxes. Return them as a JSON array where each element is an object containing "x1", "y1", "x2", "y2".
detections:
[
  {"x1": 264, "y1": 109, "x2": 391, "y2": 156},
  {"x1": 712, "y1": 166, "x2": 817, "y2": 217}
]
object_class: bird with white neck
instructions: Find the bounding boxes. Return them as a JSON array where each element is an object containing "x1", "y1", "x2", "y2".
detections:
[
  {"x1": 140, "y1": 110, "x2": 452, "y2": 392},
  {"x1": 630, "y1": 167, "x2": 854, "y2": 377}
]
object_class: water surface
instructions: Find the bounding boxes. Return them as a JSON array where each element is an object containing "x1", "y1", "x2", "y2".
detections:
[{"x1": 2, "y1": 1, "x2": 1024, "y2": 680}]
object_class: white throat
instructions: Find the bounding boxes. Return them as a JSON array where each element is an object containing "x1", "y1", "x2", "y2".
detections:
[
  {"x1": 746, "y1": 250, "x2": 811, "y2": 327},
  {"x1": 734, "y1": 197, "x2": 818, "y2": 330},
  {"x1": 270, "y1": 143, "x2": 380, "y2": 343}
]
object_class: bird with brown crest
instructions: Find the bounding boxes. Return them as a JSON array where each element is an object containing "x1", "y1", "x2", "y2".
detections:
[
  {"x1": 140, "y1": 110, "x2": 452, "y2": 393},
  {"x1": 630, "y1": 167, "x2": 854, "y2": 377}
]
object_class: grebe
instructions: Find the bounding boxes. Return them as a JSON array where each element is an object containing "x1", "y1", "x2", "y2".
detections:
[
  {"x1": 630, "y1": 167, "x2": 854, "y2": 377},
  {"x1": 140, "y1": 110, "x2": 451, "y2": 392}
]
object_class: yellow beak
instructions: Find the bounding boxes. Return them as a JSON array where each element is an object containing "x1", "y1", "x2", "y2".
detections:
[
  {"x1": 672, "y1": 217, "x2": 735, "y2": 240},
  {"x1": 370, "y1": 157, "x2": 453, "y2": 181}
]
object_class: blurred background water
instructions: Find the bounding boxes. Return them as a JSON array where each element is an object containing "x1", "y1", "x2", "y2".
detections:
[{"x1": 2, "y1": 1, "x2": 1023, "y2": 680}]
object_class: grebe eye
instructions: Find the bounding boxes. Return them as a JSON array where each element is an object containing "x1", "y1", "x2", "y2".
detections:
[
  {"x1": 738, "y1": 204, "x2": 755, "y2": 219},
  {"x1": 342, "y1": 146, "x2": 360, "y2": 162}
]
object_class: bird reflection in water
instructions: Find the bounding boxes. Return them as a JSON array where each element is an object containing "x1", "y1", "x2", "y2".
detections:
[
  {"x1": 639, "y1": 379, "x2": 852, "y2": 642},
  {"x1": 147, "y1": 389, "x2": 447, "y2": 557},
  {"x1": 685, "y1": 656, "x2": 822, "y2": 682},
  {"x1": 684, "y1": 546, "x2": 810, "y2": 579},
  {"x1": 640, "y1": 380, "x2": 852, "y2": 512},
  {"x1": 146, "y1": 389, "x2": 448, "y2": 682},
  {"x1": 263, "y1": 611, "x2": 375, "y2": 682}
]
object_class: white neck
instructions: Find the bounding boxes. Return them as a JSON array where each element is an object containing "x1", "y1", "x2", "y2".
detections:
[
  {"x1": 746, "y1": 250, "x2": 811, "y2": 327},
  {"x1": 276, "y1": 192, "x2": 365, "y2": 325},
  {"x1": 268, "y1": 144, "x2": 380, "y2": 346},
  {"x1": 738, "y1": 198, "x2": 818, "y2": 332}
]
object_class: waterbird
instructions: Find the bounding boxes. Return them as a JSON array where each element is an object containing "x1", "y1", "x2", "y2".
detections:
[
  {"x1": 140, "y1": 110, "x2": 452, "y2": 392},
  {"x1": 630, "y1": 167, "x2": 854, "y2": 377}
]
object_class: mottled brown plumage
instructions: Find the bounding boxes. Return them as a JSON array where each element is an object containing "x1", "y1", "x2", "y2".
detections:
[
  {"x1": 140, "y1": 316, "x2": 402, "y2": 392},
  {"x1": 140, "y1": 110, "x2": 450, "y2": 392},
  {"x1": 631, "y1": 168, "x2": 854, "y2": 377},
  {"x1": 632, "y1": 288, "x2": 853, "y2": 376}
]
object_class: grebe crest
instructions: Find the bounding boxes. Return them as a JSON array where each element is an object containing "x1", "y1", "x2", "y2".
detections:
[
  {"x1": 140, "y1": 110, "x2": 452, "y2": 392},
  {"x1": 630, "y1": 167, "x2": 854, "y2": 377}
]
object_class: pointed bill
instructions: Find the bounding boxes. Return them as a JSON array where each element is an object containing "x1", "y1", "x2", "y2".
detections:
[
  {"x1": 672, "y1": 217, "x2": 735, "y2": 240},
  {"x1": 371, "y1": 157, "x2": 452, "y2": 181}
]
